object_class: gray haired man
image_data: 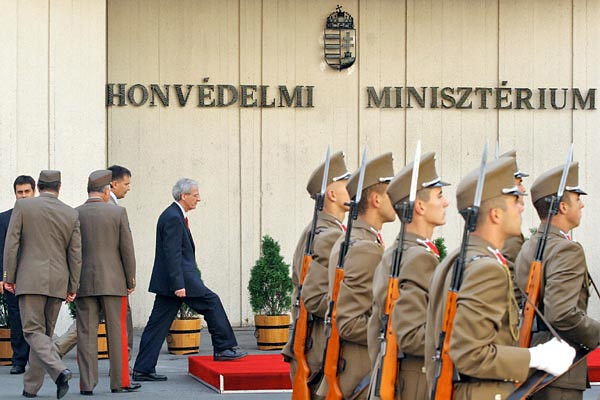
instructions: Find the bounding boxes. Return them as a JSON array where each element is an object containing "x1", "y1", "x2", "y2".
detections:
[{"x1": 133, "y1": 179, "x2": 246, "y2": 382}]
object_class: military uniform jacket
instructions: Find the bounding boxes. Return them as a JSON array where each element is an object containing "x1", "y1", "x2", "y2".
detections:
[
  {"x1": 502, "y1": 233, "x2": 525, "y2": 306},
  {"x1": 76, "y1": 198, "x2": 136, "y2": 297},
  {"x1": 425, "y1": 236, "x2": 530, "y2": 400},
  {"x1": 3, "y1": 192, "x2": 82, "y2": 298},
  {"x1": 515, "y1": 224, "x2": 600, "y2": 390},
  {"x1": 328, "y1": 219, "x2": 384, "y2": 399}
]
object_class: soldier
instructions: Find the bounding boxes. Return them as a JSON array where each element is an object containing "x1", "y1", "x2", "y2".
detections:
[
  {"x1": 3, "y1": 170, "x2": 81, "y2": 399},
  {"x1": 75, "y1": 170, "x2": 140, "y2": 395},
  {"x1": 367, "y1": 152, "x2": 449, "y2": 400},
  {"x1": 282, "y1": 151, "x2": 350, "y2": 385},
  {"x1": 424, "y1": 157, "x2": 575, "y2": 400},
  {"x1": 499, "y1": 150, "x2": 529, "y2": 307},
  {"x1": 327, "y1": 152, "x2": 395, "y2": 399},
  {"x1": 515, "y1": 161, "x2": 596, "y2": 400}
]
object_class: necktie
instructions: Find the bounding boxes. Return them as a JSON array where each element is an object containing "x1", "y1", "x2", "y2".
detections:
[{"x1": 185, "y1": 217, "x2": 190, "y2": 230}]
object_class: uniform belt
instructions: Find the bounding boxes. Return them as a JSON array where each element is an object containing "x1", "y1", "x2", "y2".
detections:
[{"x1": 457, "y1": 374, "x2": 504, "y2": 384}]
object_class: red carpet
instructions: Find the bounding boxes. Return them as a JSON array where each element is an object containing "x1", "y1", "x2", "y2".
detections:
[
  {"x1": 588, "y1": 348, "x2": 600, "y2": 382},
  {"x1": 188, "y1": 354, "x2": 291, "y2": 393}
]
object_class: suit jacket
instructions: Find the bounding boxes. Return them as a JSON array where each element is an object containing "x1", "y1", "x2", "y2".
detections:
[
  {"x1": 76, "y1": 198, "x2": 136, "y2": 297},
  {"x1": 148, "y1": 202, "x2": 206, "y2": 297},
  {"x1": 425, "y1": 235, "x2": 530, "y2": 400},
  {"x1": 3, "y1": 192, "x2": 82, "y2": 298},
  {"x1": 328, "y1": 219, "x2": 384, "y2": 399},
  {"x1": 0, "y1": 209, "x2": 12, "y2": 279},
  {"x1": 515, "y1": 224, "x2": 600, "y2": 390}
]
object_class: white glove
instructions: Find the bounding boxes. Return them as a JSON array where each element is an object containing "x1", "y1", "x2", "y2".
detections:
[{"x1": 528, "y1": 337, "x2": 576, "y2": 376}]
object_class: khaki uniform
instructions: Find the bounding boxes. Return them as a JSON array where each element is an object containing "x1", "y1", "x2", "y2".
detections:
[
  {"x1": 366, "y1": 233, "x2": 439, "y2": 400},
  {"x1": 326, "y1": 219, "x2": 384, "y2": 400},
  {"x1": 515, "y1": 224, "x2": 599, "y2": 400},
  {"x1": 502, "y1": 233, "x2": 525, "y2": 306},
  {"x1": 3, "y1": 192, "x2": 81, "y2": 394},
  {"x1": 425, "y1": 236, "x2": 530, "y2": 400},
  {"x1": 300, "y1": 212, "x2": 345, "y2": 392},
  {"x1": 75, "y1": 198, "x2": 136, "y2": 391},
  {"x1": 282, "y1": 222, "x2": 311, "y2": 380}
]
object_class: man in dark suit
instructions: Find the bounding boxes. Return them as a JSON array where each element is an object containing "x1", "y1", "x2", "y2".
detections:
[
  {"x1": 3, "y1": 170, "x2": 81, "y2": 399},
  {"x1": 133, "y1": 178, "x2": 246, "y2": 382},
  {"x1": 0, "y1": 175, "x2": 35, "y2": 375}
]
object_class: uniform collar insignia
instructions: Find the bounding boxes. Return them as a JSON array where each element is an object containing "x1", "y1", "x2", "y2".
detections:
[{"x1": 416, "y1": 238, "x2": 440, "y2": 258}]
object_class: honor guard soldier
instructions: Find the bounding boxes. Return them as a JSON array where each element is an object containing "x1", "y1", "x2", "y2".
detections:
[
  {"x1": 75, "y1": 170, "x2": 140, "y2": 395},
  {"x1": 499, "y1": 150, "x2": 529, "y2": 306},
  {"x1": 326, "y1": 152, "x2": 395, "y2": 399},
  {"x1": 367, "y1": 152, "x2": 449, "y2": 400},
  {"x1": 425, "y1": 157, "x2": 574, "y2": 400},
  {"x1": 282, "y1": 151, "x2": 351, "y2": 385},
  {"x1": 515, "y1": 161, "x2": 596, "y2": 400},
  {"x1": 3, "y1": 170, "x2": 81, "y2": 399}
]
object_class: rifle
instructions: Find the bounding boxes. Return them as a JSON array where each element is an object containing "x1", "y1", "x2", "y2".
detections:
[
  {"x1": 518, "y1": 144, "x2": 573, "y2": 349},
  {"x1": 430, "y1": 143, "x2": 488, "y2": 400},
  {"x1": 372, "y1": 141, "x2": 421, "y2": 400},
  {"x1": 291, "y1": 147, "x2": 331, "y2": 400},
  {"x1": 323, "y1": 148, "x2": 368, "y2": 400}
]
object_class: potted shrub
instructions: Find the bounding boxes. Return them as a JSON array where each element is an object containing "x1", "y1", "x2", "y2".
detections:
[
  {"x1": 167, "y1": 303, "x2": 202, "y2": 355},
  {"x1": 0, "y1": 293, "x2": 13, "y2": 365},
  {"x1": 247, "y1": 235, "x2": 293, "y2": 350}
]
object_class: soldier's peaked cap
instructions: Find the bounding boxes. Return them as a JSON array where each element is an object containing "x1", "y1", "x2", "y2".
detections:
[
  {"x1": 88, "y1": 170, "x2": 112, "y2": 188},
  {"x1": 499, "y1": 150, "x2": 529, "y2": 178},
  {"x1": 387, "y1": 152, "x2": 450, "y2": 205},
  {"x1": 39, "y1": 170, "x2": 61, "y2": 184},
  {"x1": 346, "y1": 152, "x2": 394, "y2": 199},
  {"x1": 456, "y1": 157, "x2": 525, "y2": 211},
  {"x1": 306, "y1": 151, "x2": 351, "y2": 196},
  {"x1": 530, "y1": 161, "x2": 586, "y2": 203}
]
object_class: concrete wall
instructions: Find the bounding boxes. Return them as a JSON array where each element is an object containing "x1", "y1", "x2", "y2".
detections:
[
  {"x1": 106, "y1": 0, "x2": 600, "y2": 327},
  {"x1": 0, "y1": 0, "x2": 107, "y2": 332}
]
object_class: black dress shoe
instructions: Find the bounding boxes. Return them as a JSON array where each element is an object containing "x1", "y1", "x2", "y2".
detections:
[
  {"x1": 80, "y1": 390, "x2": 93, "y2": 396},
  {"x1": 55, "y1": 369, "x2": 72, "y2": 399},
  {"x1": 132, "y1": 371, "x2": 167, "y2": 381},
  {"x1": 111, "y1": 383, "x2": 141, "y2": 393},
  {"x1": 11, "y1": 365, "x2": 26, "y2": 374},
  {"x1": 213, "y1": 348, "x2": 248, "y2": 361},
  {"x1": 22, "y1": 390, "x2": 37, "y2": 398}
]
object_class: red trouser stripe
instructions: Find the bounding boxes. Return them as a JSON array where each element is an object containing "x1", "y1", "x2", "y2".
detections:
[{"x1": 120, "y1": 297, "x2": 130, "y2": 387}]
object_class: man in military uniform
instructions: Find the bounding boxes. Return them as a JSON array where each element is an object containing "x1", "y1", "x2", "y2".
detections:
[
  {"x1": 0, "y1": 175, "x2": 35, "y2": 375},
  {"x1": 282, "y1": 151, "x2": 350, "y2": 385},
  {"x1": 366, "y1": 152, "x2": 449, "y2": 400},
  {"x1": 75, "y1": 170, "x2": 140, "y2": 395},
  {"x1": 424, "y1": 157, "x2": 574, "y2": 400},
  {"x1": 3, "y1": 170, "x2": 81, "y2": 399},
  {"x1": 326, "y1": 152, "x2": 395, "y2": 399},
  {"x1": 515, "y1": 161, "x2": 596, "y2": 400}
]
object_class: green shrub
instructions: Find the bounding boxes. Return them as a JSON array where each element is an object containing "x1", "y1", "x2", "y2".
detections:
[
  {"x1": 433, "y1": 237, "x2": 447, "y2": 261},
  {"x1": 248, "y1": 235, "x2": 293, "y2": 316}
]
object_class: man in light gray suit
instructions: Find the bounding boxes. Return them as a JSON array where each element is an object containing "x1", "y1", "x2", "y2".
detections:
[
  {"x1": 3, "y1": 170, "x2": 81, "y2": 399},
  {"x1": 76, "y1": 170, "x2": 140, "y2": 395}
]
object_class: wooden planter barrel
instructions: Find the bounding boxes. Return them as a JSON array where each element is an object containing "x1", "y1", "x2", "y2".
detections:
[
  {"x1": 254, "y1": 315, "x2": 290, "y2": 350},
  {"x1": 98, "y1": 322, "x2": 108, "y2": 359},
  {"x1": 167, "y1": 318, "x2": 202, "y2": 355},
  {"x1": 0, "y1": 327, "x2": 12, "y2": 366}
]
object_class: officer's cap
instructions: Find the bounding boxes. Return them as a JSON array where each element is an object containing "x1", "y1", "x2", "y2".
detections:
[
  {"x1": 346, "y1": 152, "x2": 394, "y2": 200},
  {"x1": 387, "y1": 152, "x2": 450, "y2": 205},
  {"x1": 530, "y1": 161, "x2": 587, "y2": 203},
  {"x1": 499, "y1": 150, "x2": 529, "y2": 178},
  {"x1": 306, "y1": 151, "x2": 351, "y2": 196},
  {"x1": 39, "y1": 170, "x2": 61, "y2": 184},
  {"x1": 456, "y1": 157, "x2": 525, "y2": 211},
  {"x1": 88, "y1": 170, "x2": 112, "y2": 188}
]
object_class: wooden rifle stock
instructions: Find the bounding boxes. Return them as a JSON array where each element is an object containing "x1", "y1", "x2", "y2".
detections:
[
  {"x1": 518, "y1": 260, "x2": 542, "y2": 348},
  {"x1": 374, "y1": 278, "x2": 400, "y2": 400},
  {"x1": 291, "y1": 254, "x2": 313, "y2": 400},
  {"x1": 324, "y1": 267, "x2": 345, "y2": 400}
]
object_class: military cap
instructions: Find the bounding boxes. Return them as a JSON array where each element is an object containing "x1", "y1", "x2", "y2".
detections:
[
  {"x1": 88, "y1": 169, "x2": 112, "y2": 188},
  {"x1": 39, "y1": 170, "x2": 61, "y2": 184},
  {"x1": 306, "y1": 151, "x2": 351, "y2": 196},
  {"x1": 499, "y1": 150, "x2": 529, "y2": 178},
  {"x1": 456, "y1": 157, "x2": 524, "y2": 211},
  {"x1": 530, "y1": 161, "x2": 587, "y2": 203},
  {"x1": 387, "y1": 152, "x2": 450, "y2": 205},
  {"x1": 346, "y1": 152, "x2": 394, "y2": 200}
]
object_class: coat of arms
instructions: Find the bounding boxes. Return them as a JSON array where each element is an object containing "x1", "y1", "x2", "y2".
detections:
[{"x1": 324, "y1": 5, "x2": 356, "y2": 70}]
